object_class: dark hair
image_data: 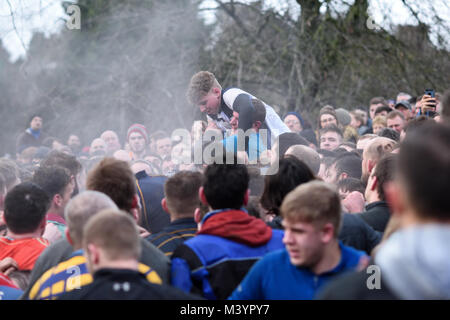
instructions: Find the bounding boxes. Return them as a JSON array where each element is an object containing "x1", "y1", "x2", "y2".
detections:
[
  {"x1": 203, "y1": 162, "x2": 249, "y2": 210},
  {"x1": 334, "y1": 153, "x2": 362, "y2": 180},
  {"x1": 40, "y1": 150, "x2": 82, "y2": 176},
  {"x1": 277, "y1": 132, "x2": 309, "y2": 157},
  {"x1": 403, "y1": 116, "x2": 433, "y2": 134},
  {"x1": 337, "y1": 178, "x2": 365, "y2": 195},
  {"x1": 27, "y1": 114, "x2": 43, "y2": 127},
  {"x1": 399, "y1": 122, "x2": 450, "y2": 220},
  {"x1": 377, "y1": 127, "x2": 400, "y2": 142},
  {"x1": 4, "y1": 182, "x2": 50, "y2": 234},
  {"x1": 370, "y1": 97, "x2": 387, "y2": 106},
  {"x1": 32, "y1": 166, "x2": 72, "y2": 199},
  {"x1": 374, "y1": 105, "x2": 392, "y2": 116},
  {"x1": 164, "y1": 171, "x2": 203, "y2": 216},
  {"x1": 317, "y1": 149, "x2": 337, "y2": 158},
  {"x1": 373, "y1": 154, "x2": 397, "y2": 201},
  {"x1": 41, "y1": 150, "x2": 82, "y2": 196},
  {"x1": 319, "y1": 124, "x2": 343, "y2": 139},
  {"x1": 300, "y1": 129, "x2": 318, "y2": 147},
  {"x1": 260, "y1": 157, "x2": 315, "y2": 216},
  {"x1": 251, "y1": 99, "x2": 266, "y2": 123},
  {"x1": 86, "y1": 158, "x2": 136, "y2": 212}
]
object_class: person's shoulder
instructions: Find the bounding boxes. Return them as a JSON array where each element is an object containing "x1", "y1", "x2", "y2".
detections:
[
  {"x1": 140, "y1": 238, "x2": 170, "y2": 261},
  {"x1": 259, "y1": 248, "x2": 287, "y2": 264},
  {"x1": 340, "y1": 242, "x2": 368, "y2": 265}
]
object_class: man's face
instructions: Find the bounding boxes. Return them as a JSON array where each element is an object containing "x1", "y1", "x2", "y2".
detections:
[
  {"x1": 320, "y1": 114, "x2": 337, "y2": 128},
  {"x1": 60, "y1": 180, "x2": 75, "y2": 211},
  {"x1": 90, "y1": 139, "x2": 106, "y2": 154},
  {"x1": 68, "y1": 135, "x2": 81, "y2": 148},
  {"x1": 30, "y1": 117, "x2": 43, "y2": 130},
  {"x1": 128, "y1": 132, "x2": 146, "y2": 153},
  {"x1": 101, "y1": 131, "x2": 121, "y2": 152},
  {"x1": 387, "y1": 116, "x2": 405, "y2": 133},
  {"x1": 372, "y1": 123, "x2": 386, "y2": 135},
  {"x1": 284, "y1": 115, "x2": 302, "y2": 133},
  {"x1": 324, "y1": 162, "x2": 338, "y2": 185},
  {"x1": 396, "y1": 107, "x2": 411, "y2": 120},
  {"x1": 349, "y1": 114, "x2": 361, "y2": 129},
  {"x1": 320, "y1": 132, "x2": 341, "y2": 151},
  {"x1": 230, "y1": 111, "x2": 239, "y2": 130},
  {"x1": 370, "y1": 104, "x2": 383, "y2": 119},
  {"x1": 156, "y1": 138, "x2": 172, "y2": 158},
  {"x1": 282, "y1": 219, "x2": 325, "y2": 267},
  {"x1": 197, "y1": 89, "x2": 221, "y2": 115}
]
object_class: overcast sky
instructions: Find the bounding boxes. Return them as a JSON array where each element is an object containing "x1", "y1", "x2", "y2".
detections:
[{"x1": 0, "y1": 0, "x2": 448, "y2": 62}]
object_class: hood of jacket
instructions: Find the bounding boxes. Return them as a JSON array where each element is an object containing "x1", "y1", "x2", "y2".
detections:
[
  {"x1": 197, "y1": 209, "x2": 273, "y2": 246},
  {"x1": 375, "y1": 224, "x2": 450, "y2": 299}
]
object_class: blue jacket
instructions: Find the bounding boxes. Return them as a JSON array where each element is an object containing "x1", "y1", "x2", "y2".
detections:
[
  {"x1": 171, "y1": 209, "x2": 285, "y2": 300},
  {"x1": 229, "y1": 243, "x2": 367, "y2": 300}
]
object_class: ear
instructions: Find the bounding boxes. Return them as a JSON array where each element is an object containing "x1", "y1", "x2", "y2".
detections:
[
  {"x1": 243, "y1": 189, "x2": 250, "y2": 206},
  {"x1": 252, "y1": 121, "x2": 261, "y2": 130},
  {"x1": 338, "y1": 172, "x2": 348, "y2": 181},
  {"x1": 199, "y1": 187, "x2": 208, "y2": 206},
  {"x1": 161, "y1": 198, "x2": 169, "y2": 214},
  {"x1": 321, "y1": 223, "x2": 335, "y2": 243},
  {"x1": 65, "y1": 228, "x2": 73, "y2": 246},
  {"x1": 53, "y1": 194, "x2": 62, "y2": 207},
  {"x1": 87, "y1": 243, "x2": 100, "y2": 265},
  {"x1": 370, "y1": 176, "x2": 378, "y2": 191},
  {"x1": 212, "y1": 87, "x2": 221, "y2": 96},
  {"x1": 131, "y1": 194, "x2": 139, "y2": 209},
  {"x1": 194, "y1": 207, "x2": 202, "y2": 224}
]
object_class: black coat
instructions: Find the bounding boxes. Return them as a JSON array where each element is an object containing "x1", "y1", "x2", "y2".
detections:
[
  {"x1": 58, "y1": 268, "x2": 201, "y2": 300},
  {"x1": 317, "y1": 264, "x2": 398, "y2": 300},
  {"x1": 356, "y1": 201, "x2": 391, "y2": 233},
  {"x1": 339, "y1": 213, "x2": 382, "y2": 255}
]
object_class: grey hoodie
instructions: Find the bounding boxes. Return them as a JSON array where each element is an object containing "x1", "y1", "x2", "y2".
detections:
[{"x1": 375, "y1": 224, "x2": 450, "y2": 299}]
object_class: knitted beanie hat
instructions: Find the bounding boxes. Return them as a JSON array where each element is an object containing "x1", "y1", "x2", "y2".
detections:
[{"x1": 127, "y1": 124, "x2": 148, "y2": 143}]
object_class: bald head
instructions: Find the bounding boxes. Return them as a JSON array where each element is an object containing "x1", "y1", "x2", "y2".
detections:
[
  {"x1": 100, "y1": 130, "x2": 121, "y2": 154},
  {"x1": 65, "y1": 190, "x2": 118, "y2": 248},
  {"x1": 285, "y1": 145, "x2": 320, "y2": 175}
]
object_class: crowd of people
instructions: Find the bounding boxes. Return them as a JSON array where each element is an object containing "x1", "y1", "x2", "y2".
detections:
[{"x1": 0, "y1": 70, "x2": 449, "y2": 300}]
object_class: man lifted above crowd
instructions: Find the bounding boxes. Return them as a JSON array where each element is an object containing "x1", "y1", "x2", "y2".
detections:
[{"x1": 187, "y1": 71, "x2": 290, "y2": 148}]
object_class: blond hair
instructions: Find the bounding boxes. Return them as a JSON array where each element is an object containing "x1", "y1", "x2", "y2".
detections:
[
  {"x1": 187, "y1": 71, "x2": 222, "y2": 105},
  {"x1": 281, "y1": 181, "x2": 342, "y2": 237},
  {"x1": 372, "y1": 115, "x2": 387, "y2": 127},
  {"x1": 364, "y1": 137, "x2": 396, "y2": 163}
]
